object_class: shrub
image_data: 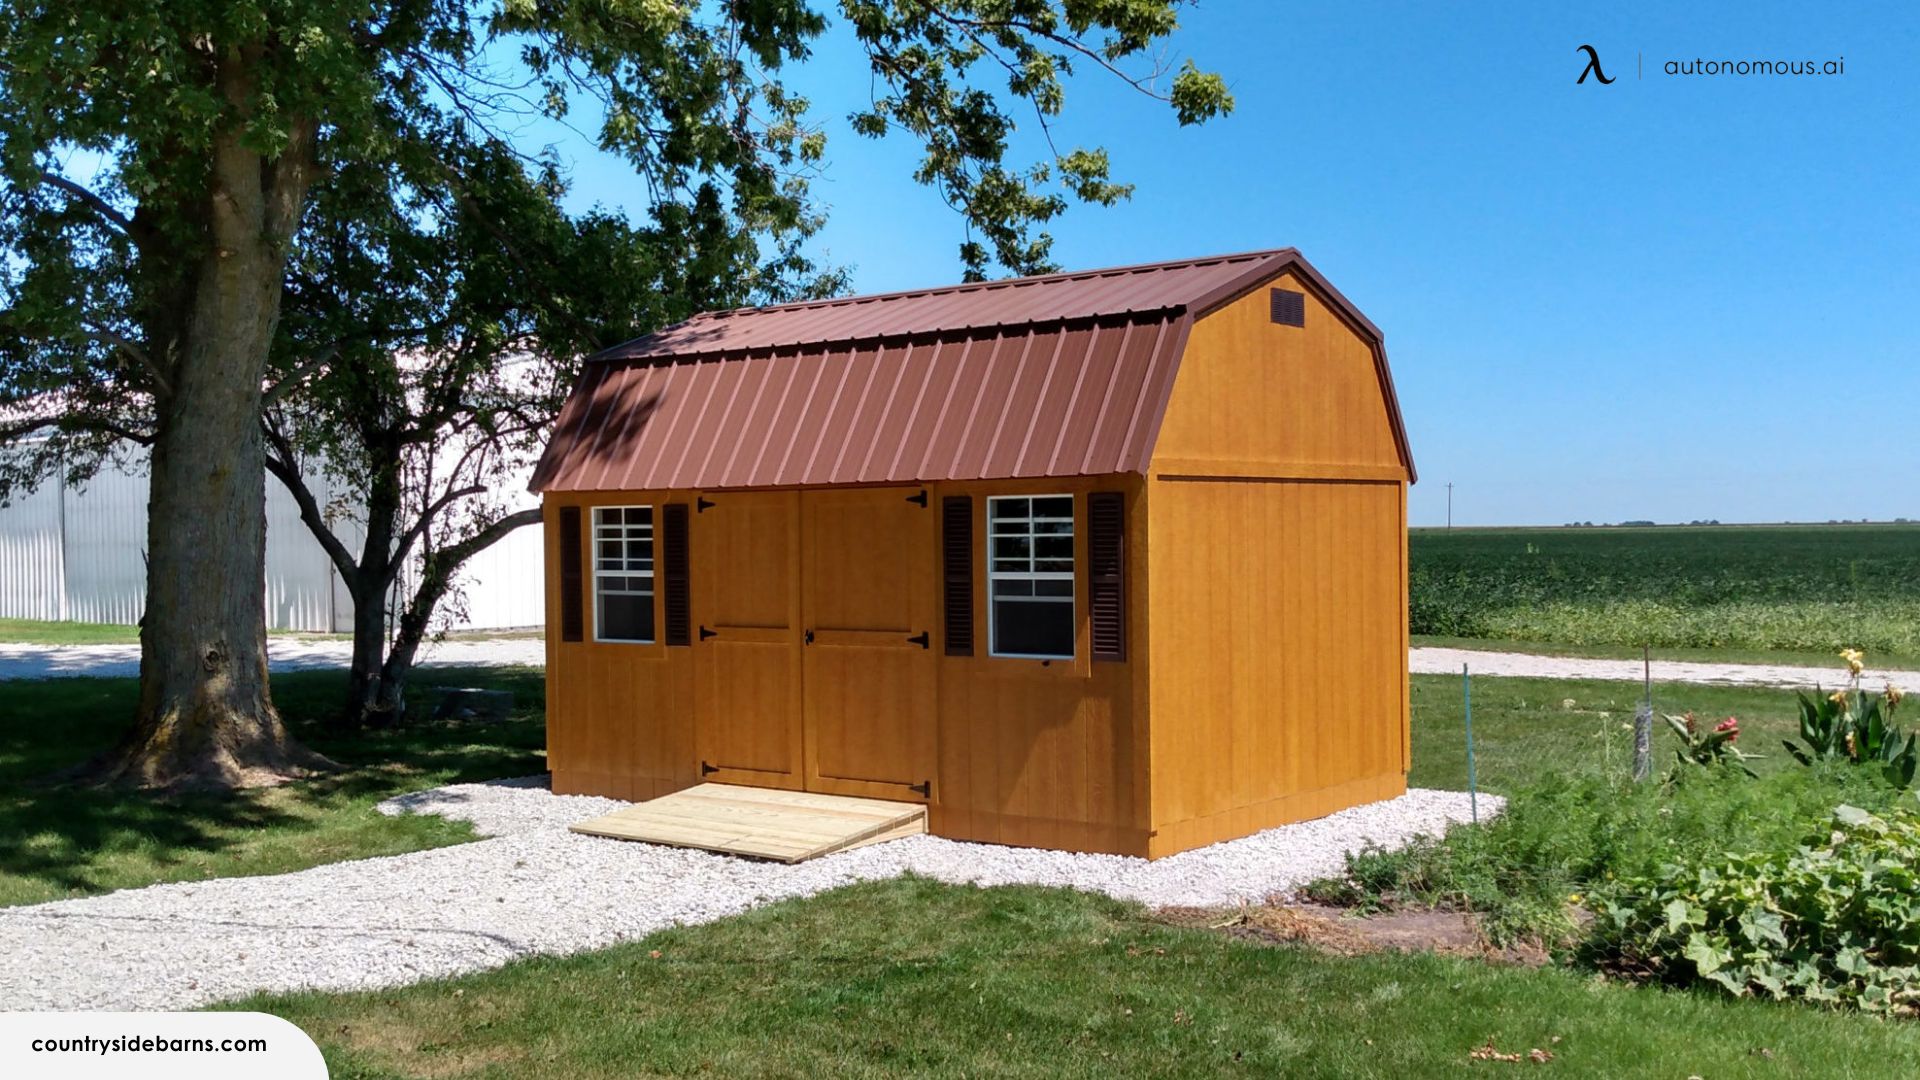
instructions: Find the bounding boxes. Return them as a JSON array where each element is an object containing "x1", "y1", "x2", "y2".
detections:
[
  {"x1": 1587, "y1": 804, "x2": 1920, "y2": 1014},
  {"x1": 1307, "y1": 767, "x2": 1903, "y2": 946}
]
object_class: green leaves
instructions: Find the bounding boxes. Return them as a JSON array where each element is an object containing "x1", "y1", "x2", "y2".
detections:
[{"x1": 1591, "y1": 804, "x2": 1920, "y2": 1014}]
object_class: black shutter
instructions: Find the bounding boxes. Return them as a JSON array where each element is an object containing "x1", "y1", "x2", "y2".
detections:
[
  {"x1": 662, "y1": 503, "x2": 691, "y2": 646},
  {"x1": 558, "y1": 506, "x2": 585, "y2": 642},
  {"x1": 1088, "y1": 491, "x2": 1126, "y2": 661},
  {"x1": 941, "y1": 495, "x2": 974, "y2": 656}
]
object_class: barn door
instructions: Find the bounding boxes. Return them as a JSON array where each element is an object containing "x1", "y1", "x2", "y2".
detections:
[
  {"x1": 800, "y1": 487, "x2": 938, "y2": 801},
  {"x1": 693, "y1": 490, "x2": 804, "y2": 789}
]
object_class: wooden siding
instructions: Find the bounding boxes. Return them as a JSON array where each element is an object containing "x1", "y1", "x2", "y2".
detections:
[
  {"x1": 543, "y1": 475, "x2": 1154, "y2": 855},
  {"x1": 1151, "y1": 269, "x2": 1409, "y2": 477},
  {"x1": 1143, "y1": 477, "x2": 1408, "y2": 856}
]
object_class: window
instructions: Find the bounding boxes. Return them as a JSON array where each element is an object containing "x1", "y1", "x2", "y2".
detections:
[
  {"x1": 592, "y1": 506, "x2": 655, "y2": 643},
  {"x1": 987, "y1": 494, "x2": 1075, "y2": 659}
]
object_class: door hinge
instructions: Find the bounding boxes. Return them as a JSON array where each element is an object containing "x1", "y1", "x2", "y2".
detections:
[
  {"x1": 699, "y1": 625, "x2": 717, "y2": 641},
  {"x1": 908, "y1": 779, "x2": 931, "y2": 797},
  {"x1": 701, "y1": 760, "x2": 718, "y2": 776},
  {"x1": 696, "y1": 496, "x2": 716, "y2": 512},
  {"x1": 907, "y1": 631, "x2": 929, "y2": 649},
  {"x1": 804, "y1": 629, "x2": 815, "y2": 645},
  {"x1": 906, "y1": 489, "x2": 928, "y2": 507}
]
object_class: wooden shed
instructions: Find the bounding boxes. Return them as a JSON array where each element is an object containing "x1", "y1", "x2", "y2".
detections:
[{"x1": 529, "y1": 248, "x2": 1416, "y2": 858}]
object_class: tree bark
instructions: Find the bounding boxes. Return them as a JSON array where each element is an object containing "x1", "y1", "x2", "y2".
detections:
[{"x1": 83, "y1": 64, "x2": 328, "y2": 789}]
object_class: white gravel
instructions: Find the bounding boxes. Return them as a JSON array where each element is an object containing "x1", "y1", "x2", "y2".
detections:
[
  {"x1": 0, "y1": 636, "x2": 544, "y2": 680},
  {"x1": 1409, "y1": 646, "x2": 1915, "y2": 690},
  {"x1": 8, "y1": 638, "x2": 1901, "y2": 690},
  {"x1": 0, "y1": 777, "x2": 1496, "y2": 1012}
]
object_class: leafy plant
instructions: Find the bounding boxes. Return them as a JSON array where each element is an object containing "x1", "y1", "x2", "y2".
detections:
[
  {"x1": 1782, "y1": 653, "x2": 1915, "y2": 788},
  {"x1": 1665, "y1": 712, "x2": 1760, "y2": 779},
  {"x1": 1588, "y1": 804, "x2": 1920, "y2": 1014}
]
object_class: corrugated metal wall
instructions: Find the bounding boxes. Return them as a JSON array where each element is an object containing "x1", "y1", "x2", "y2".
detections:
[{"x1": 0, "y1": 447, "x2": 547, "y2": 632}]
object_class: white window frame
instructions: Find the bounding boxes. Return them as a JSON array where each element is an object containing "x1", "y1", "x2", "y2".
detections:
[
  {"x1": 592, "y1": 505, "x2": 655, "y2": 644},
  {"x1": 986, "y1": 493, "x2": 1076, "y2": 660}
]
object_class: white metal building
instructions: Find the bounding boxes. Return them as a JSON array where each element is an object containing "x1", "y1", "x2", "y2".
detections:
[{"x1": 0, "y1": 448, "x2": 544, "y2": 633}]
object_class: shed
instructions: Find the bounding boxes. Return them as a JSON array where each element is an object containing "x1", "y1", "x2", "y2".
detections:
[{"x1": 529, "y1": 248, "x2": 1415, "y2": 858}]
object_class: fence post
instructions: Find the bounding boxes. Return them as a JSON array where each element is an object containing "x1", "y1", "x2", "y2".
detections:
[
  {"x1": 1463, "y1": 663, "x2": 1478, "y2": 824},
  {"x1": 1632, "y1": 645, "x2": 1653, "y2": 782}
]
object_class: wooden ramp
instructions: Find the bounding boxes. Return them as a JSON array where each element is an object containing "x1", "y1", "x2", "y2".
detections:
[{"x1": 569, "y1": 783, "x2": 927, "y2": 863}]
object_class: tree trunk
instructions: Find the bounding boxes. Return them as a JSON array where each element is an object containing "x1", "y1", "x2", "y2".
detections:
[{"x1": 83, "y1": 79, "x2": 326, "y2": 789}]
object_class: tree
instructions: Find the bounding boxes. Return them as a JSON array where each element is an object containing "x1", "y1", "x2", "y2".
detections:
[
  {"x1": 267, "y1": 146, "x2": 841, "y2": 727},
  {"x1": 0, "y1": 1, "x2": 1231, "y2": 788}
]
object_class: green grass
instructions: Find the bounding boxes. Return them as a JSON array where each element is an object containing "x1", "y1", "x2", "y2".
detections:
[
  {"x1": 239, "y1": 877, "x2": 1920, "y2": 1079},
  {"x1": 1411, "y1": 523, "x2": 1920, "y2": 658},
  {"x1": 0, "y1": 617, "x2": 352, "y2": 645},
  {"x1": 0, "y1": 617, "x2": 142, "y2": 644},
  {"x1": 0, "y1": 667, "x2": 545, "y2": 907}
]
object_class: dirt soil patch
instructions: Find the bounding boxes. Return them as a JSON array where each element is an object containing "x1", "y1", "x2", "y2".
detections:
[{"x1": 1163, "y1": 902, "x2": 1550, "y2": 967}]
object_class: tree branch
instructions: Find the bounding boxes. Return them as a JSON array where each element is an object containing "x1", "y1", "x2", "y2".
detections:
[
  {"x1": 392, "y1": 483, "x2": 488, "y2": 565},
  {"x1": 261, "y1": 345, "x2": 338, "y2": 408},
  {"x1": 37, "y1": 170, "x2": 133, "y2": 233},
  {"x1": 262, "y1": 420, "x2": 361, "y2": 582}
]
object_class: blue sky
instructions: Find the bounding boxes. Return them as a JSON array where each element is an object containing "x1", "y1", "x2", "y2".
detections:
[{"x1": 552, "y1": 1, "x2": 1918, "y2": 527}]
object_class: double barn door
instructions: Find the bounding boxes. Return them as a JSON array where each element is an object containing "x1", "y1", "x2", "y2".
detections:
[{"x1": 693, "y1": 487, "x2": 937, "y2": 802}]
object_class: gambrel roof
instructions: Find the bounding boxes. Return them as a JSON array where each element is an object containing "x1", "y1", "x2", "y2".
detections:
[{"x1": 530, "y1": 248, "x2": 1413, "y2": 492}]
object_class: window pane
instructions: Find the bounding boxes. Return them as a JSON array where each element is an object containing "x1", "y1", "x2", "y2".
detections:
[
  {"x1": 991, "y1": 497, "x2": 1030, "y2": 519},
  {"x1": 991, "y1": 597, "x2": 1074, "y2": 657},
  {"x1": 1033, "y1": 496, "x2": 1073, "y2": 518},
  {"x1": 599, "y1": 593, "x2": 654, "y2": 642}
]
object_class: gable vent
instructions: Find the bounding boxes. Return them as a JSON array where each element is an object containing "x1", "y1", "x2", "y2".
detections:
[
  {"x1": 941, "y1": 496, "x2": 974, "y2": 656},
  {"x1": 1269, "y1": 288, "x2": 1305, "y2": 327},
  {"x1": 1088, "y1": 491, "x2": 1126, "y2": 662}
]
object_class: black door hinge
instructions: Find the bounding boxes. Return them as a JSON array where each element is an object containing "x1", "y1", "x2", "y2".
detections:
[
  {"x1": 701, "y1": 760, "x2": 718, "y2": 775},
  {"x1": 908, "y1": 779, "x2": 931, "y2": 797},
  {"x1": 907, "y1": 631, "x2": 929, "y2": 649},
  {"x1": 804, "y1": 629, "x2": 815, "y2": 645},
  {"x1": 699, "y1": 626, "x2": 717, "y2": 640},
  {"x1": 906, "y1": 489, "x2": 928, "y2": 507},
  {"x1": 696, "y1": 496, "x2": 716, "y2": 512}
]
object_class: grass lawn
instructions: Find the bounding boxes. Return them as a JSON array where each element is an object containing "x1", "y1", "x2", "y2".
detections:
[
  {"x1": 0, "y1": 667, "x2": 544, "y2": 907},
  {"x1": 240, "y1": 877, "x2": 1920, "y2": 1079},
  {"x1": 1412, "y1": 633, "x2": 1920, "y2": 674},
  {"x1": 0, "y1": 616, "x2": 142, "y2": 645},
  {"x1": 0, "y1": 617, "x2": 357, "y2": 645},
  {"x1": 13, "y1": 667, "x2": 1917, "y2": 1075}
]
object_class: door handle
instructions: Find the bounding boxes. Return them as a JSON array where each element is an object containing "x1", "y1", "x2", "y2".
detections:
[
  {"x1": 907, "y1": 631, "x2": 929, "y2": 649},
  {"x1": 804, "y1": 629, "x2": 815, "y2": 645},
  {"x1": 699, "y1": 626, "x2": 717, "y2": 641}
]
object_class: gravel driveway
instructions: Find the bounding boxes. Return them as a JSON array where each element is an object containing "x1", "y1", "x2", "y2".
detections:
[
  {"x1": 5, "y1": 637, "x2": 1905, "y2": 689},
  {"x1": 0, "y1": 778, "x2": 1493, "y2": 1011},
  {"x1": 0, "y1": 637, "x2": 544, "y2": 680},
  {"x1": 1408, "y1": 647, "x2": 1915, "y2": 690}
]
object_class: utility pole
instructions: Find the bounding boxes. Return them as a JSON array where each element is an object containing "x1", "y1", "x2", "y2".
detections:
[{"x1": 1446, "y1": 482, "x2": 1453, "y2": 531}]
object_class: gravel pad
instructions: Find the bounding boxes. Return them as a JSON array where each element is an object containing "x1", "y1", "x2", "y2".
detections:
[{"x1": 0, "y1": 779, "x2": 1497, "y2": 1011}]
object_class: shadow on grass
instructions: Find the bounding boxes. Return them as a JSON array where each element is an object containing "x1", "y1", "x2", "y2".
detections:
[{"x1": 0, "y1": 667, "x2": 547, "y2": 906}]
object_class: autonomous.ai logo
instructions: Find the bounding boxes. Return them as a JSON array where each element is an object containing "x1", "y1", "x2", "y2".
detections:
[{"x1": 1576, "y1": 44, "x2": 1615, "y2": 84}]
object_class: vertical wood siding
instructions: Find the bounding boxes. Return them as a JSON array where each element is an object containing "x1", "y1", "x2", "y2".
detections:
[
  {"x1": 1152, "y1": 270, "x2": 1409, "y2": 477},
  {"x1": 542, "y1": 475, "x2": 1154, "y2": 855}
]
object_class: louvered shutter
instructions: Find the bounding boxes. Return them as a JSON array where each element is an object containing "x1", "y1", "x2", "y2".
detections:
[
  {"x1": 558, "y1": 506, "x2": 585, "y2": 642},
  {"x1": 941, "y1": 496, "x2": 974, "y2": 656},
  {"x1": 662, "y1": 503, "x2": 691, "y2": 646},
  {"x1": 1088, "y1": 491, "x2": 1126, "y2": 661}
]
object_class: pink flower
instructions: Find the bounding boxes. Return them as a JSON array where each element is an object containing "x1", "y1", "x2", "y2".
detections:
[{"x1": 1714, "y1": 716, "x2": 1740, "y2": 743}]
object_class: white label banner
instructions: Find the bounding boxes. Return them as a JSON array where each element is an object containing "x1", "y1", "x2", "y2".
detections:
[{"x1": 0, "y1": 1012, "x2": 326, "y2": 1079}]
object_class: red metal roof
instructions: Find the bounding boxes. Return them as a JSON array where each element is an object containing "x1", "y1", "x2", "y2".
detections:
[{"x1": 531, "y1": 248, "x2": 1411, "y2": 492}]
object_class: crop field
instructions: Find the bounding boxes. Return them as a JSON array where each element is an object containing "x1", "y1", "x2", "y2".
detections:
[{"x1": 1409, "y1": 523, "x2": 1920, "y2": 658}]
